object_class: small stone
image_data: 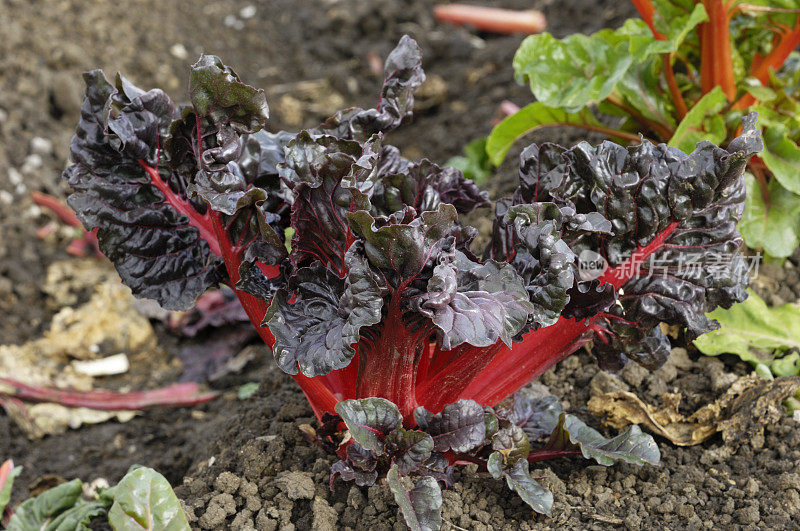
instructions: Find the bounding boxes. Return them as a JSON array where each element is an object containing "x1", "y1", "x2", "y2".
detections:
[
  {"x1": 170, "y1": 43, "x2": 189, "y2": 60},
  {"x1": 669, "y1": 347, "x2": 694, "y2": 370},
  {"x1": 275, "y1": 471, "x2": 315, "y2": 500},
  {"x1": 30, "y1": 137, "x2": 53, "y2": 156},
  {"x1": 240, "y1": 5, "x2": 256, "y2": 18},
  {"x1": 224, "y1": 14, "x2": 244, "y2": 29},
  {"x1": 743, "y1": 478, "x2": 759, "y2": 497},
  {"x1": 0, "y1": 191, "x2": 12, "y2": 206},
  {"x1": 8, "y1": 168, "x2": 22, "y2": 186},
  {"x1": 255, "y1": 509, "x2": 278, "y2": 531},
  {"x1": 230, "y1": 509, "x2": 254, "y2": 530},
  {"x1": 214, "y1": 471, "x2": 241, "y2": 494},
  {"x1": 21, "y1": 154, "x2": 43, "y2": 175},
  {"x1": 239, "y1": 480, "x2": 258, "y2": 497}
]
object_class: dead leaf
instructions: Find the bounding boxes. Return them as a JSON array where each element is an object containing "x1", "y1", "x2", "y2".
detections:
[
  {"x1": 0, "y1": 279, "x2": 157, "y2": 390},
  {"x1": 588, "y1": 375, "x2": 800, "y2": 447},
  {"x1": 0, "y1": 396, "x2": 137, "y2": 439},
  {"x1": 43, "y1": 258, "x2": 117, "y2": 309},
  {"x1": 0, "y1": 271, "x2": 168, "y2": 438}
]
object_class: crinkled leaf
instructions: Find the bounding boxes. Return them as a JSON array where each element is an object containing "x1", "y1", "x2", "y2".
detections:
[
  {"x1": 386, "y1": 465, "x2": 442, "y2": 531},
  {"x1": 347, "y1": 204, "x2": 457, "y2": 280},
  {"x1": 335, "y1": 398, "x2": 402, "y2": 452},
  {"x1": 694, "y1": 290, "x2": 800, "y2": 371},
  {"x1": 329, "y1": 460, "x2": 378, "y2": 488},
  {"x1": 416, "y1": 256, "x2": 532, "y2": 349},
  {"x1": 265, "y1": 252, "x2": 383, "y2": 376},
  {"x1": 423, "y1": 399, "x2": 485, "y2": 453},
  {"x1": 668, "y1": 87, "x2": 727, "y2": 153},
  {"x1": 373, "y1": 159, "x2": 489, "y2": 216},
  {"x1": 545, "y1": 413, "x2": 660, "y2": 467},
  {"x1": 107, "y1": 466, "x2": 189, "y2": 530},
  {"x1": 494, "y1": 392, "x2": 564, "y2": 440},
  {"x1": 418, "y1": 454, "x2": 455, "y2": 488},
  {"x1": 320, "y1": 36, "x2": 425, "y2": 140},
  {"x1": 503, "y1": 204, "x2": 575, "y2": 329},
  {"x1": 486, "y1": 102, "x2": 603, "y2": 165},
  {"x1": 739, "y1": 173, "x2": 800, "y2": 258},
  {"x1": 189, "y1": 55, "x2": 269, "y2": 132},
  {"x1": 386, "y1": 428, "x2": 435, "y2": 474},
  {"x1": 492, "y1": 424, "x2": 530, "y2": 465},
  {"x1": 280, "y1": 132, "x2": 377, "y2": 272},
  {"x1": 235, "y1": 261, "x2": 281, "y2": 303},
  {"x1": 491, "y1": 114, "x2": 761, "y2": 372},
  {"x1": 64, "y1": 71, "x2": 223, "y2": 310},
  {"x1": 346, "y1": 442, "x2": 378, "y2": 471}
]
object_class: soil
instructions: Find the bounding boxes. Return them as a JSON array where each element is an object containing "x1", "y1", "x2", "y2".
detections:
[{"x1": 1, "y1": 0, "x2": 800, "y2": 530}]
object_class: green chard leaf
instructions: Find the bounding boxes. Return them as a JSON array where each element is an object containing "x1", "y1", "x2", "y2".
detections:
[
  {"x1": 668, "y1": 87, "x2": 727, "y2": 153},
  {"x1": 513, "y1": 33, "x2": 633, "y2": 111},
  {"x1": 107, "y1": 466, "x2": 190, "y2": 531},
  {"x1": 694, "y1": 290, "x2": 800, "y2": 375},
  {"x1": 761, "y1": 126, "x2": 800, "y2": 196},
  {"x1": 486, "y1": 102, "x2": 604, "y2": 165},
  {"x1": 6, "y1": 479, "x2": 94, "y2": 531},
  {"x1": 739, "y1": 173, "x2": 800, "y2": 258},
  {"x1": 445, "y1": 137, "x2": 494, "y2": 185}
]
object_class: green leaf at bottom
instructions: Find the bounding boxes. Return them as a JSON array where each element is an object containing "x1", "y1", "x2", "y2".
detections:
[
  {"x1": 739, "y1": 173, "x2": 800, "y2": 258},
  {"x1": 107, "y1": 467, "x2": 189, "y2": 531},
  {"x1": 486, "y1": 102, "x2": 603, "y2": 165},
  {"x1": 694, "y1": 290, "x2": 800, "y2": 372}
]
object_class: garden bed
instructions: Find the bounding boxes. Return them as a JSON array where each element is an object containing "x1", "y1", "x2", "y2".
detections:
[{"x1": 1, "y1": 0, "x2": 799, "y2": 529}]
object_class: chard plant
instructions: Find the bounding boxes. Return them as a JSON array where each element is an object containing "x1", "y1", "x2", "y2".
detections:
[
  {"x1": 0, "y1": 460, "x2": 190, "y2": 530},
  {"x1": 62, "y1": 37, "x2": 760, "y2": 527},
  {"x1": 484, "y1": 0, "x2": 800, "y2": 258}
]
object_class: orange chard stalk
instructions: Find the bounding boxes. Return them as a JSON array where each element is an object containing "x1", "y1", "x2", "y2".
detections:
[
  {"x1": 700, "y1": 0, "x2": 738, "y2": 101},
  {"x1": 733, "y1": 14, "x2": 800, "y2": 110},
  {"x1": 630, "y1": 0, "x2": 666, "y2": 39}
]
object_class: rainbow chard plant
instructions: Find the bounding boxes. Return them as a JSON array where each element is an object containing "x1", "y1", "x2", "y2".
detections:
[
  {"x1": 64, "y1": 37, "x2": 760, "y2": 526},
  {"x1": 485, "y1": 0, "x2": 800, "y2": 258}
]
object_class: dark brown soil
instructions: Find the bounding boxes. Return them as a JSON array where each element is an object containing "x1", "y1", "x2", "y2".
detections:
[{"x1": 2, "y1": 0, "x2": 800, "y2": 529}]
